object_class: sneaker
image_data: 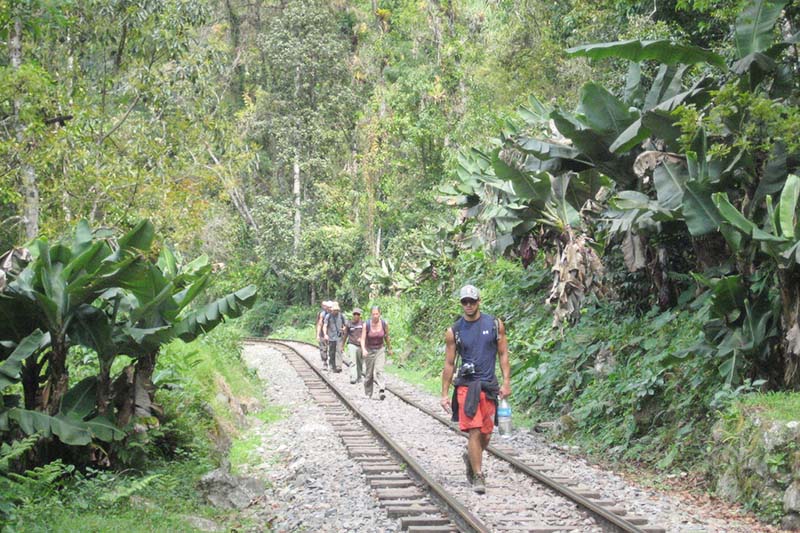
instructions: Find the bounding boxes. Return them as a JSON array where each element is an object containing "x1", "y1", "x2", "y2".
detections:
[
  {"x1": 462, "y1": 452, "x2": 473, "y2": 484},
  {"x1": 379, "y1": 391, "x2": 385, "y2": 400},
  {"x1": 349, "y1": 379, "x2": 357, "y2": 384},
  {"x1": 471, "y1": 472, "x2": 486, "y2": 494}
]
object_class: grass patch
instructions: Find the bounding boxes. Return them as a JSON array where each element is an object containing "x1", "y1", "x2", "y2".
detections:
[
  {"x1": 5, "y1": 323, "x2": 268, "y2": 532},
  {"x1": 270, "y1": 324, "x2": 317, "y2": 344},
  {"x1": 229, "y1": 406, "x2": 286, "y2": 475},
  {"x1": 229, "y1": 434, "x2": 264, "y2": 475},
  {"x1": 385, "y1": 362, "x2": 441, "y2": 396},
  {"x1": 8, "y1": 457, "x2": 240, "y2": 532},
  {"x1": 738, "y1": 391, "x2": 800, "y2": 422},
  {"x1": 253, "y1": 405, "x2": 285, "y2": 424}
]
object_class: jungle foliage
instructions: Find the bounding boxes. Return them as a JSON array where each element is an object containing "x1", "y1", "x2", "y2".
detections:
[
  {"x1": 442, "y1": 0, "x2": 800, "y2": 390},
  {"x1": 3, "y1": 0, "x2": 800, "y2": 523},
  {"x1": 0, "y1": 219, "x2": 255, "y2": 521}
]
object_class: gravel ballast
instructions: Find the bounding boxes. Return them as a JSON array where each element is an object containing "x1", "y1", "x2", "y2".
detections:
[{"x1": 240, "y1": 340, "x2": 780, "y2": 533}]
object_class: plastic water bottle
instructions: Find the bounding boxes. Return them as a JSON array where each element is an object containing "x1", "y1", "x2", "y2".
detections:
[{"x1": 498, "y1": 398, "x2": 512, "y2": 436}]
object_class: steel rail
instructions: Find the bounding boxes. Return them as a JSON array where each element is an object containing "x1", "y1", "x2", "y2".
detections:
[
  {"x1": 259, "y1": 338, "x2": 491, "y2": 533},
  {"x1": 260, "y1": 337, "x2": 647, "y2": 533},
  {"x1": 385, "y1": 385, "x2": 646, "y2": 533}
]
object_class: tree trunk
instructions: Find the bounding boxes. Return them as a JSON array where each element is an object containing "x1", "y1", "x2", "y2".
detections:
[
  {"x1": 293, "y1": 64, "x2": 302, "y2": 255},
  {"x1": 224, "y1": 0, "x2": 245, "y2": 103},
  {"x1": 9, "y1": 15, "x2": 39, "y2": 240},
  {"x1": 96, "y1": 362, "x2": 112, "y2": 417},
  {"x1": 21, "y1": 354, "x2": 43, "y2": 410},
  {"x1": 134, "y1": 350, "x2": 157, "y2": 410},
  {"x1": 293, "y1": 150, "x2": 301, "y2": 254},
  {"x1": 44, "y1": 338, "x2": 69, "y2": 415}
]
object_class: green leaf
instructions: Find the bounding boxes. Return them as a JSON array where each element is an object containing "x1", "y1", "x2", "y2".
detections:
[
  {"x1": 566, "y1": 39, "x2": 725, "y2": 68},
  {"x1": 118, "y1": 219, "x2": 155, "y2": 252},
  {"x1": 157, "y1": 245, "x2": 178, "y2": 279},
  {"x1": 753, "y1": 143, "x2": 788, "y2": 209},
  {"x1": 623, "y1": 61, "x2": 644, "y2": 106},
  {"x1": 60, "y1": 376, "x2": 98, "y2": 419},
  {"x1": 653, "y1": 159, "x2": 687, "y2": 210},
  {"x1": 734, "y1": 0, "x2": 788, "y2": 58},
  {"x1": 0, "y1": 330, "x2": 45, "y2": 390},
  {"x1": 710, "y1": 275, "x2": 745, "y2": 320},
  {"x1": 173, "y1": 285, "x2": 257, "y2": 342},
  {"x1": 779, "y1": 174, "x2": 800, "y2": 239},
  {"x1": 72, "y1": 220, "x2": 94, "y2": 256},
  {"x1": 518, "y1": 94, "x2": 551, "y2": 124},
  {"x1": 713, "y1": 192, "x2": 758, "y2": 235},
  {"x1": 577, "y1": 83, "x2": 638, "y2": 138},
  {"x1": 8, "y1": 409, "x2": 92, "y2": 446},
  {"x1": 609, "y1": 119, "x2": 648, "y2": 153},
  {"x1": 683, "y1": 180, "x2": 720, "y2": 236},
  {"x1": 83, "y1": 415, "x2": 125, "y2": 442}
]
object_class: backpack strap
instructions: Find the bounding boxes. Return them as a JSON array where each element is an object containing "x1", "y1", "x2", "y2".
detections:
[
  {"x1": 452, "y1": 317, "x2": 464, "y2": 357},
  {"x1": 366, "y1": 319, "x2": 388, "y2": 337}
]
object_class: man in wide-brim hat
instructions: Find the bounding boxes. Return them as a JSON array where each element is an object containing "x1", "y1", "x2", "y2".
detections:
[{"x1": 323, "y1": 301, "x2": 345, "y2": 372}]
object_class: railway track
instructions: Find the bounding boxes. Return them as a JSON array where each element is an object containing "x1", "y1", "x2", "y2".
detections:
[{"x1": 246, "y1": 337, "x2": 667, "y2": 533}]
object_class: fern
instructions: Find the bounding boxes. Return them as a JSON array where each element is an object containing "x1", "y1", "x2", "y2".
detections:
[
  {"x1": 0, "y1": 434, "x2": 39, "y2": 473},
  {"x1": 98, "y1": 474, "x2": 162, "y2": 504}
]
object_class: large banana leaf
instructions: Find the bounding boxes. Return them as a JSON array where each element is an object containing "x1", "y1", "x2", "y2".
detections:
[
  {"x1": 3, "y1": 376, "x2": 125, "y2": 444},
  {"x1": 567, "y1": 39, "x2": 725, "y2": 69},
  {"x1": 577, "y1": 83, "x2": 638, "y2": 139},
  {"x1": 653, "y1": 160, "x2": 687, "y2": 211},
  {"x1": 709, "y1": 275, "x2": 746, "y2": 321},
  {"x1": 752, "y1": 143, "x2": 788, "y2": 210},
  {"x1": 778, "y1": 174, "x2": 800, "y2": 238},
  {"x1": 173, "y1": 285, "x2": 258, "y2": 342},
  {"x1": 683, "y1": 180, "x2": 721, "y2": 236},
  {"x1": 734, "y1": 0, "x2": 789, "y2": 58},
  {"x1": 0, "y1": 330, "x2": 46, "y2": 390}
]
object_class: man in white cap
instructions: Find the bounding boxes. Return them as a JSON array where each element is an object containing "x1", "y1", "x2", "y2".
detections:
[
  {"x1": 440, "y1": 284, "x2": 511, "y2": 494},
  {"x1": 323, "y1": 301, "x2": 345, "y2": 372},
  {"x1": 316, "y1": 301, "x2": 331, "y2": 369}
]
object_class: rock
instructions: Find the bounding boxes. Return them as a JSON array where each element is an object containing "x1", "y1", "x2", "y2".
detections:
[
  {"x1": 182, "y1": 515, "x2": 223, "y2": 532},
  {"x1": 532, "y1": 421, "x2": 558, "y2": 433},
  {"x1": 716, "y1": 470, "x2": 740, "y2": 502},
  {"x1": 782, "y1": 512, "x2": 800, "y2": 530},
  {"x1": 786, "y1": 481, "x2": 800, "y2": 513},
  {"x1": 764, "y1": 420, "x2": 793, "y2": 452},
  {"x1": 198, "y1": 468, "x2": 264, "y2": 509}
]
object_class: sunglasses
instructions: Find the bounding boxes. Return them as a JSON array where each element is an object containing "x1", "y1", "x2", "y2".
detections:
[{"x1": 460, "y1": 298, "x2": 478, "y2": 305}]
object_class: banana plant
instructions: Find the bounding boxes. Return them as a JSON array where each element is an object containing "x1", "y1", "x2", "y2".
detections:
[
  {"x1": 712, "y1": 174, "x2": 800, "y2": 384},
  {"x1": 77, "y1": 246, "x2": 257, "y2": 426},
  {"x1": 1, "y1": 220, "x2": 152, "y2": 415},
  {"x1": 0, "y1": 220, "x2": 258, "y2": 447}
]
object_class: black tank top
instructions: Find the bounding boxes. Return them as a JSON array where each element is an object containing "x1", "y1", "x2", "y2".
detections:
[{"x1": 454, "y1": 313, "x2": 497, "y2": 382}]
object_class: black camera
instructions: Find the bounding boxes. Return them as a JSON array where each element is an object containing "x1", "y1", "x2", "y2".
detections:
[{"x1": 459, "y1": 362, "x2": 475, "y2": 377}]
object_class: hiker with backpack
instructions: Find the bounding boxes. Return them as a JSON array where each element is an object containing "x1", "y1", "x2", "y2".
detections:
[
  {"x1": 440, "y1": 285, "x2": 511, "y2": 494},
  {"x1": 316, "y1": 301, "x2": 331, "y2": 366},
  {"x1": 323, "y1": 302, "x2": 345, "y2": 372},
  {"x1": 360, "y1": 306, "x2": 392, "y2": 400},
  {"x1": 343, "y1": 308, "x2": 365, "y2": 384}
]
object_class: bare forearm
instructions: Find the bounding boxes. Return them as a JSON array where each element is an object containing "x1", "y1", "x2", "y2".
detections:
[
  {"x1": 500, "y1": 355, "x2": 510, "y2": 385},
  {"x1": 441, "y1": 361, "x2": 455, "y2": 397}
]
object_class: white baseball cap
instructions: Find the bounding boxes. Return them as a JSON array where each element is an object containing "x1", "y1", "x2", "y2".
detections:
[{"x1": 459, "y1": 285, "x2": 480, "y2": 301}]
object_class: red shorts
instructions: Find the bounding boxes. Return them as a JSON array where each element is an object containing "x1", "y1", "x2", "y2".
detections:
[{"x1": 457, "y1": 386, "x2": 495, "y2": 434}]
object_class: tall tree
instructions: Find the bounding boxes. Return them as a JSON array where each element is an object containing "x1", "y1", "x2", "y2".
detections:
[
  {"x1": 4, "y1": 2, "x2": 39, "y2": 240},
  {"x1": 250, "y1": 0, "x2": 358, "y2": 258}
]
